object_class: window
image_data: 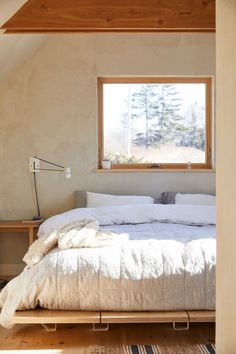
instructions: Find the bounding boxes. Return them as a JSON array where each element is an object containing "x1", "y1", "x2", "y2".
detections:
[{"x1": 98, "y1": 77, "x2": 212, "y2": 170}]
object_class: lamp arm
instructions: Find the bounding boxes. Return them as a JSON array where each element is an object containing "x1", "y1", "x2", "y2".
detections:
[
  {"x1": 30, "y1": 157, "x2": 71, "y2": 220},
  {"x1": 34, "y1": 156, "x2": 65, "y2": 169},
  {"x1": 37, "y1": 168, "x2": 65, "y2": 172}
]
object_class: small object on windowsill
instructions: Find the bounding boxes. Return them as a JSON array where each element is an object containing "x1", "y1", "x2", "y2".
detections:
[
  {"x1": 148, "y1": 164, "x2": 161, "y2": 168},
  {"x1": 187, "y1": 162, "x2": 192, "y2": 170},
  {"x1": 0, "y1": 279, "x2": 9, "y2": 289},
  {"x1": 102, "y1": 159, "x2": 111, "y2": 169}
]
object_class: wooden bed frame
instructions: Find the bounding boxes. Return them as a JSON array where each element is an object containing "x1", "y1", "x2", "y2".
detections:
[{"x1": 11, "y1": 310, "x2": 215, "y2": 331}]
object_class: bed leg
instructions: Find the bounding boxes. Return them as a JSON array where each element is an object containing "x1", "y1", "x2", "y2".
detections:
[
  {"x1": 173, "y1": 321, "x2": 190, "y2": 331},
  {"x1": 92, "y1": 323, "x2": 109, "y2": 331},
  {"x1": 41, "y1": 323, "x2": 57, "y2": 332}
]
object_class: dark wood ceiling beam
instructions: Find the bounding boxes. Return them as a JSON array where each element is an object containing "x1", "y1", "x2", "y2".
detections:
[{"x1": 1, "y1": 0, "x2": 215, "y2": 33}]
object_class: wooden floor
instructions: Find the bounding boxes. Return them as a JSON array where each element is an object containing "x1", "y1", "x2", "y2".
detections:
[{"x1": 0, "y1": 322, "x2": 215, "y2": 353}]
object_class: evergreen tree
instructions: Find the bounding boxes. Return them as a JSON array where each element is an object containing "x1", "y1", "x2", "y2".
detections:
[
  {"x1": 121, "y1": 87, "x2": 132, "y2": 156},
  {"x1": 131, "y1": 84, "x2": 160, "y2": 148},
  {"x1": 131, "y1": 84, "x2": 184, "y2": 148},
  {"x1": 180, "y1": 102, "x2": 205, "y2": 151},
  {"x1": 153, "y1": 84, "x2": 183, "y2": 148}
]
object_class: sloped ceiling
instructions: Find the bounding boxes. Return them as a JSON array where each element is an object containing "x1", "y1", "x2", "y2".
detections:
[{"x1": 0, "y1": 0, "x2": 47, "y2": 84}]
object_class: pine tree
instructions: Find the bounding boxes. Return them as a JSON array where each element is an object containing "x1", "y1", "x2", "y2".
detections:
[
  {"x1": 153, "y1": 84, "x2": 183, "y2": 148},
  {"x1": 131, "y1": 84, "x2": 184, "y2": 149},
  {"x1": 121, "y1": 87, "x2": 132, "y2": 156},
  {"x1": 180, "y1": 102, "x2": 205, "y2": 151},
  {"x1": 131, "y1": 84, "x2": 160, "y2": 148},
  {"x1": 120, "y1": 82, "x2": 186, "y2": 151}
]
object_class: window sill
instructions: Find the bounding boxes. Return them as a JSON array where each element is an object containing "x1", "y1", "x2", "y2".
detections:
[{"x1": 93, "y1": 168, "x2": 216, "y2": 173}]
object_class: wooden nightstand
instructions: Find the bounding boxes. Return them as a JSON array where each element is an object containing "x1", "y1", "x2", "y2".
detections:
[{"x1": 0, "y1": 220, "x2": 42, "y2": 246}]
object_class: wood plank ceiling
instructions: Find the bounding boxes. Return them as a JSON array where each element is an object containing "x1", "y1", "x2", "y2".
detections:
[{"x1": 1, "y1": 0, "x2": 215, "y2": 33}]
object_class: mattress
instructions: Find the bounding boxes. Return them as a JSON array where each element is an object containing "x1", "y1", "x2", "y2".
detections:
[{"x1": 0, "y1": 204, "x2": 216, "y2": 328}]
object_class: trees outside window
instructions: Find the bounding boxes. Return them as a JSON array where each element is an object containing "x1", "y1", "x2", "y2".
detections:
[{"x1": 98, "y1": 77, "x2": 212, "y2": 169}]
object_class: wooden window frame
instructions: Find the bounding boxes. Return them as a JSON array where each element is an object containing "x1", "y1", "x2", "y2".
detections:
[{"x1": 98, "y1": 77, "x2": 212, "y2": 170}]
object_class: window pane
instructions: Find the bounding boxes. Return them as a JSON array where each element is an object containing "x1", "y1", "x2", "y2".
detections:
[{"x1": 103, "y1": 83, "x2": 206, "y2": 164}]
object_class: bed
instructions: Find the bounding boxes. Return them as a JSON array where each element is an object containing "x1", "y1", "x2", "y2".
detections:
[{"x1": 0, "y1": 191, "x2": 216, "y2": 330}]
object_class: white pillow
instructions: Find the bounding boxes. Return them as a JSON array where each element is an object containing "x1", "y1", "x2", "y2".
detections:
[
  {"x1": 175, "y1": 193, "x2": 216, "y2": 205},
  {"x1": 86, "y1": 192, "x2": 154, "y2": 208}
]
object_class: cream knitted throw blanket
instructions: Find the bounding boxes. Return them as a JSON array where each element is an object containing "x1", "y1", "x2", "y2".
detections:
[{"x1": 23, "y1": 219, "x2": 129, "y2": 268}]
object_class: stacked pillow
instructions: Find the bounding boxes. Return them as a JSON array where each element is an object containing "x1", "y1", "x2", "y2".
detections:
[
  {"x1": 160, "y1": 191, "x2": 215, "y2": 205},
  {"x1": 175, "y1": 193, "x2": 215, "y2": 205},
  {"x1": 86, "y1": 192, "x2": 154, "y2": 208}
]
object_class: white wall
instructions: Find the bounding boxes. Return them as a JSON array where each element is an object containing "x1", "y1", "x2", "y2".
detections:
[
  {"x1": 0, "y1": 33, "x2": 215, "y2": 273},
  {"x1": 0, "y1": 0, "x2": 27, "y2": 26},
  {"x1": 0, "y1": 0, "x2": 47, "y2": 84},
  {"x1": 216, "y1": 1, "x2": 236, "y2": 352}
]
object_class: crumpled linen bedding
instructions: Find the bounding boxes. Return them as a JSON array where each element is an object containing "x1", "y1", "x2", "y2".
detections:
[
  {"x1": 0, "y1": 204, "x2": 216, "y2": 329},
  {"x1": 37, "y1": 204, "x2": 216, "y2": 237}
]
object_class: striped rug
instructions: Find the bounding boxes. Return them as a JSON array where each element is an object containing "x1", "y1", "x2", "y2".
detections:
[{"x1": 86, "y1": 344, "x2": 216, "y2": 354}]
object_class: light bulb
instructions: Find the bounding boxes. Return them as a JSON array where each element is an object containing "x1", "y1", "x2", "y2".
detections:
[{"x1": 64, "y1": 167, "x2": 71, "y2": 179}]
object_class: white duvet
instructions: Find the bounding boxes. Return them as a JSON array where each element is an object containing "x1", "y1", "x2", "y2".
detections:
[{"x1": 0, "y1": 204, "x2": 216, "y2": 328}]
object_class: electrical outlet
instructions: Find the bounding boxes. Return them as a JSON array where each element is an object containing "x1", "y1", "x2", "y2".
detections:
[{"x1": 29, "y1": 157, "x2": 40, "y2": 173}]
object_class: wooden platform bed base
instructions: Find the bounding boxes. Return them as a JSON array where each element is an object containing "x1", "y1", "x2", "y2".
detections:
[{"x1": 11, "y1": 310, "x2": 215, "y2": 332}]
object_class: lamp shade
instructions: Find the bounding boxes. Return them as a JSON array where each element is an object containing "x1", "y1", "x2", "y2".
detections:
[{"x1": 64, "y1": 167, "x2": 71, "y2": 179}]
